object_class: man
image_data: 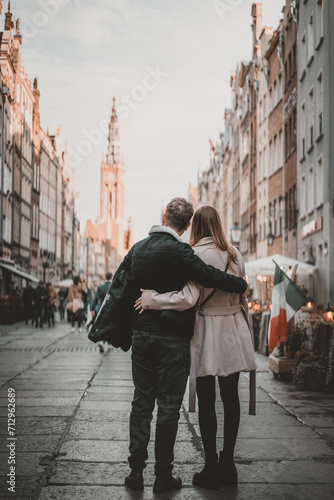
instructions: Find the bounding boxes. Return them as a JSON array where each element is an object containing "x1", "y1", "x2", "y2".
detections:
[
  {"x1": 115, "y1": 198, "x2": 247, "y2": 493},
  {"x1": 91, "y1": 273, "x2": 113, "y2": 352},
  {"x1": 22, "y1": 281, "x2": 35, "y2": 325}
]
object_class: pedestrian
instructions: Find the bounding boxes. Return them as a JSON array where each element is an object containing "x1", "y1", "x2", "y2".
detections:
[
  {"x1": 45, "y1": 283, "x2": 58, "y2": 327},
  {"x1": 34, "y1": 281, "x2": 47, "y2": 328},
  {"x1": 136, "y1": 206, "x2": 257, "y2": 490},
  {"x1": 58, "y1": 288, "x2": 66, "y2": 321},
  {"x1": 90, "y1": 272, "x2": 113, "y2": 352},
  {"x1": 67, "y1": 276, "x2": 87, "y2": 332},
  {"x1": 109, "y1": 197, "x2": 247, "y2": 493},
  {"x1": 22, "y1": 281, "x2": 35, "y2": 325}
]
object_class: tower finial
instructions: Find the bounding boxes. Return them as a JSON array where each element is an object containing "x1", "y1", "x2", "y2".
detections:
[{"x1": 5, "y1": 0, "x2": 13, "y2": 30}]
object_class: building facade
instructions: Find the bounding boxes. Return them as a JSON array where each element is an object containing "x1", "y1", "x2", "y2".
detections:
[
  {"x1": 0, "y1": 3, "x2": 79, "y2": 296},
  {"x1": 296, "y1": 0, "x2": 333, "y2": 303}
]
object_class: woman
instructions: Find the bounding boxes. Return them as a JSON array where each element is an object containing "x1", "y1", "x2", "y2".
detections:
[
  {"x1": 135, "y1": 206, "x2": 257, "y2": 490},
  {"x1": 67, "y1": 276, "x2": 87, "y2": 332}
]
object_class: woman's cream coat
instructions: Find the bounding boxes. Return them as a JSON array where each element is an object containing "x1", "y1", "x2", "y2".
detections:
[{"x1": 141, "y1": 237, "x2": 257, "y2": 413}]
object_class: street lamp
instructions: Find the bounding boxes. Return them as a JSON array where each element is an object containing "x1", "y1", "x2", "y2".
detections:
[
  {"x1": 42, "y1": 253, "x2": 49, "y2": 283},
  {"x1": 231, "y1": 222, "x2": 242, "y2": 247},
  {"x1": 267, "y1": 223, "x2": 275, "y2": 246}
]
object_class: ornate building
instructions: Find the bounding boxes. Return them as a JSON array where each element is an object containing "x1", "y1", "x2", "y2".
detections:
[{"x1": 86, "y1": 98, "x2": 132, "y2": 281}]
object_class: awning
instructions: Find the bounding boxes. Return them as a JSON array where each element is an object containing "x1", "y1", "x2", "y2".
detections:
[
  {"x1": 245, "y1": 254, "x2": 317, "y2": 277},
  {"x1": 0, "y1": 262, "x2": 39, "y2": 283}
]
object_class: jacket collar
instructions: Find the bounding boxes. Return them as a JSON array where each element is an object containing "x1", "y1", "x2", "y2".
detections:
[
  {"x1": 194, "y1": 236, "x2": 215, "y2": 247},
  {"x1": 149, "y1": 225, "x2": 183, "y2": 242}
]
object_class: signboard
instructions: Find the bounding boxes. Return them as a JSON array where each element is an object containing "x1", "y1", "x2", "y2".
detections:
[{"x1": 302, "y1": 216, "x2": 323, "y2": 238}]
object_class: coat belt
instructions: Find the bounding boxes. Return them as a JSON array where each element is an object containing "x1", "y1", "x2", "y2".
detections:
[{"x1": 198, "y1": 304, "x2": 242, "y2": 316}]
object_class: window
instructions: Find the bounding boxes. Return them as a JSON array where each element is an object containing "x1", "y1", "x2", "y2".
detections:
[
  {"x1": 269, "y1": 140, "x2": 273, "y2": 175},
  {"x1": 259, "y1": 209, "x2": 262, "y2": 241},
  {"x1": 278, "y1": 129, "x2": 282, "y2": 167},
  {"x1": 293, "y1": 185, "x2": 297, "y2": 227},
  {"x1": 301, "y1": 31, "x2": 306, "y2": 71},
  {"x1": 316, "y1": 155, "x2": 323, "y2": 205},
  {"x1": 316, "y1": 70, "x2": 323, "y2": 136},
  {"x1": 308, "y1": 14, "x2": 314, "y2": 62},
  {"x1": 308, "y1": 166, "x2": 314, "y2": 212},
  {"x1": 301, "y1": 101, "x2": 306, "y2": 157},
  {"x1": 316, "y1": 0, "x2": 324, "y2": 45},
  {"x1": 273, "y1": 135, "x2": 277, "y2": 172},
  {"x1": 301, "y1": 174, "x2": 306, "y2": 216},
  {"x1": 292, "y1": 43, "x2": 297, "y2": 76},
  {"x1": 273, "y1": 199, "x2": 277, "y2": 235},
  {"x1": 308, "y1": 88, "x2": 314, "y2": 147},
  {"x1": 279, "y1": 196, "x2": 283, "y2": 235},
  {"x1": 263, "y1": 94, "x2": 267, "y2": 118}
]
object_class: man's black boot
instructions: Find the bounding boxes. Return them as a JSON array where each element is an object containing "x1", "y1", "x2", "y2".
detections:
[
  {"x1": 153, "y1": 475, "x2": 182, "y2": 493},
  {"x1": 124, "y1": 470, "x2": 144, "y2": 491}
]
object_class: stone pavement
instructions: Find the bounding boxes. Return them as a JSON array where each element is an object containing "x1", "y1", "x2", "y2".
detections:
[{"x1": 0, "y1": 322, "x2": 334, "y2": 500}]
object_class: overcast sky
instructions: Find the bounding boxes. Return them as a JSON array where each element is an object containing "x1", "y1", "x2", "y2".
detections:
[{"x1": 11, "y1": 0, "x2": 284, "y2": 242}]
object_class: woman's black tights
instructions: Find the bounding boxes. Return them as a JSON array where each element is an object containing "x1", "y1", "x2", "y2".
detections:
[{"x1": 196, "y1": 373, "x2": 240, "y2": 463}]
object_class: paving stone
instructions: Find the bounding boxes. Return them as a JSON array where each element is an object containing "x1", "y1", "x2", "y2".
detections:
[
  {"x1": 0, "y1": 452, "x2": 50, "y2": 476},
  {"x1": 37, "y1": 483, "x2": 334, "y2": 500},
  {"x1": 0, "y1": 416, "x2": 68, "y2": 436},
  {"x1": 0, "y1": 397, "x2": 80, "y2": 407},
  {"x1": 231, "y1": 437, "x2": 334, "y2": 460},
  {"x1": 0, "y1": 406, "x2": 76, "y2": 417},
  {"x1": 0, "y1": 435, "x2": 60, "y2": 453},
  {"x1": 57, "y1": 440, "x2": 201, "y2": 464},
  {"x1": 83, "y1": 392, "x2": 133, "y2": 402},
  {"x1": 79, "y1": 401, "x2": 131, "y2": 412},
  {"x1": 0, "y1": 478, "x2": 39, "y2": 499}
]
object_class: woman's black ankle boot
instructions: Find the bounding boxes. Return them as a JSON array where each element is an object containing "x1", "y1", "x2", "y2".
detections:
[
  {"x1": 192, "y1": 454, "x2": 220, "y2": 491},
  {"x1": 218, "y1": 451, "x2": 238, "y2": 487}
]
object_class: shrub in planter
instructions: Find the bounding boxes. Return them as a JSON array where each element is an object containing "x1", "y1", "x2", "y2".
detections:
[
  {"x1": 292, "y1": 350, "x2": 327, "y2": 391},
  {"x1": 284, "y1": 323, "x2": 308, "y2": 359}
]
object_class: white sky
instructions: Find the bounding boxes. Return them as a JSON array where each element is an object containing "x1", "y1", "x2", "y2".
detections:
[{"x1": 12, "y1": 0, "x2": 284, "y2": 242}]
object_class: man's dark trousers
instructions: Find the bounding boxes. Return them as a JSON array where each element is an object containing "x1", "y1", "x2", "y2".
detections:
[{"x1": 129, "y1": 331, "x2": 190, "y2": 478}]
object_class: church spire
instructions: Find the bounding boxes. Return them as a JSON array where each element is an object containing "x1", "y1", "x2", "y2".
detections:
[
  {"x1": 107, "y1": 96, "x2": 120, "y2": 164},
  {"x1": 5, "y1": 0, "x2": 14, "y2": 30}
]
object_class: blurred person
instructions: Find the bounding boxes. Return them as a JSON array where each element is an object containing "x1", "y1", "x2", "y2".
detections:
[
  {"x1": 90, "y1": 272, "x2": 113, "y2": 352},
  {"x1": 34, "y1": 281, "x2": 47, "y2": 328},
  {"x1": 58, "y1": 288, "x2": 67, "y2": 321},
  {"x1": 22, "y1": 281, "x2": 35, "y2": 325},
  {"x1": 67, "y1": 276, "x2": 87, "y2": 332},
  {"x1": 45, "y1": 283, "x2": 58, "y2": 327}
]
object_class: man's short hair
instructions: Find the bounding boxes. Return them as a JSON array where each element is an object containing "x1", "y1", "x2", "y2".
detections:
[
  {"x1": 105, "y1": 272, "x2": 113, "y2": 281},
  {"x1": 165, "y1": 197, "x2": 194, "y2": 231}
]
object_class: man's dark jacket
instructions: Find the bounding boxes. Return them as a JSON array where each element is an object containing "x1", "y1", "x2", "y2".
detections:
[
  {"x1": 114, "y1": 226, "x2": 247, "y2": 341},
  {"x1": 92, "y1": 281, "x2": 112, "y2": 311}
]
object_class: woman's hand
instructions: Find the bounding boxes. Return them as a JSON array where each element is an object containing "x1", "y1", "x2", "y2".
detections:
[{"x1": 134, "y1": 289, "x2": 147, "y2": 314}]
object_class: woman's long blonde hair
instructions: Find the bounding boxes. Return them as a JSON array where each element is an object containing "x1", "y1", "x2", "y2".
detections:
[{"x1": 189, "y1": 206, "x2": 238, "y2": 266}]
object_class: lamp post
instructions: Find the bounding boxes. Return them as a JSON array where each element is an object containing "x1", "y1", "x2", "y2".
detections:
[
  {"x1": 267, "y1": 223, "x2": 275, "y2": 247},
  {"x1": 231, "y1": 222, "x2": 242, "y2": 247},
  {"x1": 42, "y1": 253, "x2": 49, "y2": 283}
]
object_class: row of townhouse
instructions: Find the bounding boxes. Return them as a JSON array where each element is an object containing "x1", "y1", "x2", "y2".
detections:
[
  {"x1": 0, "y1": 3, "x2": 80, "y2": 296},
  {"x1": 192, "y1": 0, "x2": 333, "y2": 305}
]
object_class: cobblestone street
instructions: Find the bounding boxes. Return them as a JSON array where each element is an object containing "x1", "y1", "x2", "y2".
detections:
[{"x1": 0, "y1": 322, "x2": 334, "y2": 500}]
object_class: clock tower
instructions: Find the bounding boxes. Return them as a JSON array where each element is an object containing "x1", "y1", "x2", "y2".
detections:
[{"x1": 86, "y1": 97, "x2": 132, "y2": 278}]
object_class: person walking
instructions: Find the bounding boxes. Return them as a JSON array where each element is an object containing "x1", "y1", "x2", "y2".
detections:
[
  {"x1": 45, "y1": 283, "x2": 58, "y2": 327},
  {"x1": 22, "y1": 281, "x2": 35, "y2": 325},
  {"x1": 90, "y1": 273, "x2": 113, "y2": 352},
  {"x1": 109, "y1": 197, "x2": 247, "y2": 493},
  {"x1": 34, "y1": 281, "x2": 47, "y2": 328},
  {"x1": 67, "y1": 276, "x2": 87, "y2": 332},
  {"x1": 58, "y1": 288, "x2": 66, "y2": 321},
  {"x1": 135, "y1": 206, "x2": 257, "y2": 490}
]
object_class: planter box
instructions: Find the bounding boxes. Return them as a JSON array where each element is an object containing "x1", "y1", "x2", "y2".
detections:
[{"x1": 268, "y1": 354, "x2": 293, "y2": 379}]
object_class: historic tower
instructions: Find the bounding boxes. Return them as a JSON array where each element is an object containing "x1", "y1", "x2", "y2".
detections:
[{"x1": 86, "y1": 97, "x2": 132, "y2": 278}]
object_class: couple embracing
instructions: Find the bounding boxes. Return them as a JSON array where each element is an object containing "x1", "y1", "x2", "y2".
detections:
[{"x1": 113, "y1": 198, "x2": 257, "y2": 493}]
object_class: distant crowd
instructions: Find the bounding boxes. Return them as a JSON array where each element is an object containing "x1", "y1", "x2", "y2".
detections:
[{"x1": 0, "y1": 273, "x2": 113, "y2": 331}]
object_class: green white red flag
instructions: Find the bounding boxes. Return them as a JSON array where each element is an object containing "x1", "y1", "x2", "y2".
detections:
[{"x1": 268, "y1": 263, "x2": 307, "y2": 352}]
